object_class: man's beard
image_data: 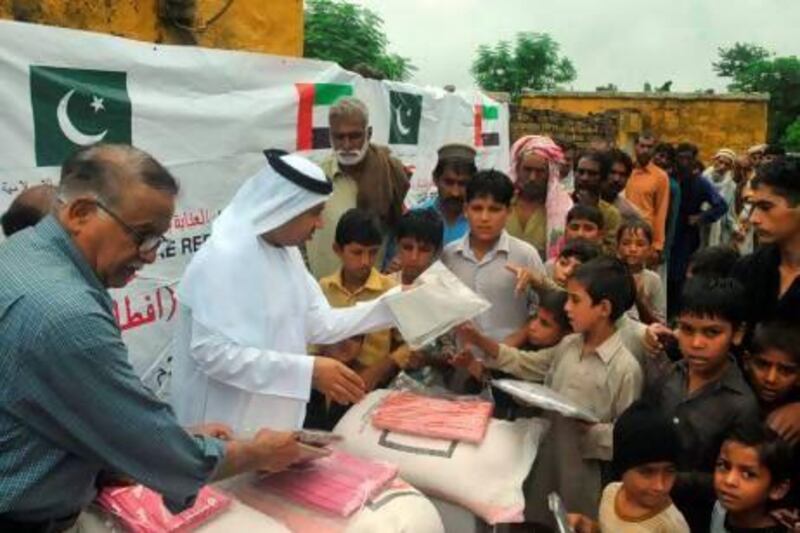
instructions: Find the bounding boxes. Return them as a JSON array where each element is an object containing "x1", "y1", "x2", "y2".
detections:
[
  {"x1": 336, "y1": 142, "x2": 369, "y2": 166},
  {"x1": 519, "y1": 179, "x2": 548, "y2": 203},
  {"x1": 439, "y1": 195, "x2": 463, "y2": 212}
]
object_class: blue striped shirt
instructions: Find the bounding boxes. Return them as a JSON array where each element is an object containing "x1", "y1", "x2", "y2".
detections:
[{"x1": 0, "y1": 216, "x2": 224, "y2": 520}]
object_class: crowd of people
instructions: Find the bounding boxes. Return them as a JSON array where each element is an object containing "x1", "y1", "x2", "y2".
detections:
[{"x1": 0, "y1": 94, "x2": 799, "y2": 533}]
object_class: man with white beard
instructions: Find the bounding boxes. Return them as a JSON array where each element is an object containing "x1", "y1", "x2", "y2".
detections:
[
  {"x1": 702, "y1": 148, "x2": 738, "y2": 247},
  {"x1": 305, "y1": 97, "x2": 409, "y2": 279}
]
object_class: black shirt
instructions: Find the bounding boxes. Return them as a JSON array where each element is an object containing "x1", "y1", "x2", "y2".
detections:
[{"x1": 732, "y1": 244, "x2": 800, "y2": 344}]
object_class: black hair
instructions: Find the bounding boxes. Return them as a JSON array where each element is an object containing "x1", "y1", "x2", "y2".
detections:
[
  {"x1": 566, "y1": 204, "x2": 604, "y2": 230},
  {"x1": 1, "y1": 203, "x2": 45, "y2": 237},
  {"x1": 723, "y1": 424, "x2": 795, "y2": 486},
  {"x1": 688, "y1": 246, "x2": 740, "y2": 279},
  {"x1": 764, "y1": 144, "x2": 787, "y2": 157},
  {"x1": 676, "y1": 142, "x2": 699, "y2": 157},
  {"x1": 635, "y1": 131, "x2": 657, "y2": 143},
  {"x1": 608, "y1": 148, "x2": 634, "y2": 177},
  {"x1": 537, "y1": 289, "x2": 572, "y2": 333},
  {"x1": 752, "y1": 158, "x2": 800, "y2": 206},
  {"x1": 653, "y1": 142, "x2": 676, "y2": 160},
  {"x1": 571, "y1": 256, "x2": 636, "y2": 321},
  {"x1": 752, "y1": 320, "x2": 800, "y2": 366},
  {"x1": 396, "y1": 209, "x2": 444, "y2": 251},
  {"x1": 334, "y1": 208, "x2": 382, "y2": 247},
  {"x1": 465, "y1": 169, "x2": 514, "y2": 206},
  {"x1": 575, "y1": 150, "x2": 611, "y2": 181},
  {"x1": 559, "y1": 237, "x2": 603, "y2": 263},
  {"x1": 617, "y1": 217, "x2": 653, "y2": 245},
  {"x1": 678, "y1": 276, "x2": 747, "y2": 327},
  {"x1": 433, "y1": 159, "x2": 477, "y2": 180}
]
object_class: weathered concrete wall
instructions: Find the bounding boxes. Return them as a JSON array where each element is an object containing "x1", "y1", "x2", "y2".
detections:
[
  {"x1": 515, "y1": 91, "x2": 769, "y2": 162},
  {"x1": 0, "y1": 0, "x2": 303, "y2": 56}
]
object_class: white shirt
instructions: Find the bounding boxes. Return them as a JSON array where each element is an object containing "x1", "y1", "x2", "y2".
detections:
[{"x1": 171, "y1": 244, "x2": 396, "y2": 435}]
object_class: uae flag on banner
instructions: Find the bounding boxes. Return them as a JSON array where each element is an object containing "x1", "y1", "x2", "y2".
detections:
[
  {"x1": 295, "y1": 82, "x2": 353, "y2": 151},
  {"x1": 473, "y1": 104, "x2": 500, "y2": 147}
]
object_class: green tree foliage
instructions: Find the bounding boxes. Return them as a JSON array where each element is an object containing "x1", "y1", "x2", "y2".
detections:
[
  {"x1": 714, "y1": 43, "x2": 800, "y2": 143},
  {"x1": 471, "y1": 33, "x2": 576, "y2": 97},
  {"x1": 303, "y1": 0, "x2": 415, "y2": 81}
]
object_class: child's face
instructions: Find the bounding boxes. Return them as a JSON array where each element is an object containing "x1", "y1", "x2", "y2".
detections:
[
  {"x1": 334, "y1": 242, "x2": 380, "y2": 284},
  {"x1": 553, "y1": 255, "x2": 581, "y2": 286},
  {"x1": 675, "y1": 314, "x2": 741, "y2": 377},
  {"x1": 465, "y1": 195, "x2": 509, "y2": 243},
  {"x1": 564, "y1": 278, "x2": 609, "y2": 333},
  {"x1": 565, "y1": 218, "x2": 602, "y2": 244},
  {"x1": 527, "y1": 308, "x2": 567, "y2": 348},
  {"x1": 396, "y1": 237, "x2": 436, "y2": 282},
  {"x1": 746, "y1": 348, "x2": 800, "y2": 405},
  {"x1": 618, "y1": 229, "x2": 652, "y2": 267},
  {"x1": 621, "y1": 462, "x2": 677, "y2": 512},
  {"x1": 714, "y1": 440, "x2": 788, "y2": 514}
]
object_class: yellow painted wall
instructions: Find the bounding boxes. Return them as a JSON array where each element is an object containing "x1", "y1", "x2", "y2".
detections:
[
  {"x1": 518, "y1": 91, "x2": 769, "y2": 162},
  {"x1": 0, "y1": 0, "x2": 303, "y2": 56}
]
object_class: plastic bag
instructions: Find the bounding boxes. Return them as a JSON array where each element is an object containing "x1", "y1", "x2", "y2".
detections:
[
  {"x1": 491, "y1": 379, "x2": 600, "y2": 423},
  {"x1": 384, "y1": 261, "x2": 491, "y2": 349}
]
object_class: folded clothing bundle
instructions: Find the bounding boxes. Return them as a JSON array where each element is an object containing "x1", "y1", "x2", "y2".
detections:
[
  {"x1": 96, "y1": 485, "x2": 231, "y2": 533},
  {"x1": 371, "y1": 390, "x2": 493, "y2": 444},
  {"x1": 258, "y1": 450, "x2": 398, "y2": 518}
]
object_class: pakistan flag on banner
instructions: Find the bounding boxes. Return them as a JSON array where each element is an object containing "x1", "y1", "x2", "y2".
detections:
[
  {"x1": 30, "y1": 66, "x2": 131, "y2": 167},
  {"x1": 389, "y1": 90, "x2": 422, "y2": 145}
]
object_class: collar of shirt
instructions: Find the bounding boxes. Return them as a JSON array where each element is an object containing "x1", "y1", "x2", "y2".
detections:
[
  {"x1": 37, "y1": 215, "x2": 108, "y2": 299},
  {"x1": 674, "y1": 356, "x2": 752, "y2": 397},
  {"x1": 323, "y1": 267, "x2": 387, "y2": 299},
  {"x1": 453, "y1": 230, "x2": 511, "y2": 264},
  {"x1": 585, "y1": 330, "x2": 625, "y2": 365}
]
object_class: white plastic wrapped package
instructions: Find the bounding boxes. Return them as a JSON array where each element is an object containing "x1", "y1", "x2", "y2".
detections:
[
  {"x1": 384, "y1": 261, "x2": 491, "y2": 349},
  {"x1": 491, "y1": 379, "x2": 600, "y2": 423}
]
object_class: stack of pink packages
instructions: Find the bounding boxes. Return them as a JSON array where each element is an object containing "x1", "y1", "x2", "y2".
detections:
[
  {"x1": 96, "y1": 485, "x2": 231, "y2": 533},
  {"x1": 257, "y1": 449, "x2": 398, "y2": 517},
  {"x1": 371, "y1": 390, "x2": 493, "y2": 443}
]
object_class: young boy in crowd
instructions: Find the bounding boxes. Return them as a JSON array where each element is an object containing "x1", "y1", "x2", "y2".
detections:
[
  {"x1": 452, "y1": 288, "x2": 573, "y2": 381},
  {"x1": 442, "y1": 169, "x2": 545, "y2": 343},
  {"x1": 463, "y1": 257, "x2": 643, "y2": 522},
  {"x1": 391, "y1": 209, "x2": 444, "y2": 285},
  {"x1": 745, "y1": 320, "x2": 800, "y2": 527},
  {"x1": 617, "y1": 218, "x2": 666, "y2": 324},
  {"x1": 565, "y1": 204, "x2": 606, "y2": 247},
  {"x1": 711, "y1": 425, "x2": 794, "y2": 532},
  {"x1": 688, "y1": 245, "x2": 741, "y2": 279},
  {"x1": 306, "y1": 209, "x2": 409, "y2": 429},
  {"x1": 569, "y1": 400, "x2": 691, "y2": 532},
  {"x1": 544, "y1": 238, "x2": 604, "y2": 288},
  {"x1": 646, "y1": 276, "x2": 761, "y2": 532}
]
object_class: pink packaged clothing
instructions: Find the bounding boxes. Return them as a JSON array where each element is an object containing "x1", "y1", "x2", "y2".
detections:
[
  {"x1": 258, "y1": 450, "x2": 398, "y2": 518},
  {"x1": 96, "y1": 485, "x2": 231, "y2": 533},
  {"x1": 371, "y1": 391, "x2": 493, "y2": 443}
]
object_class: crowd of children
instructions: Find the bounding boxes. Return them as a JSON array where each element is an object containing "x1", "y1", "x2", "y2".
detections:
[{"x1": 304, "y1": 143, "x2": 800, "y2": 532}]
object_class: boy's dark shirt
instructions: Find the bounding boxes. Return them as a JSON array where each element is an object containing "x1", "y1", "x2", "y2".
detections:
[
  {"x1": 732, "y1": 244, "x2": 800, "y2": 345},
  {"x1": 759, "y1": 387, "x2": 800, "y2": 520},
  {"x1": 646, "y1": 357, "x2": 761, "y2": 533}
]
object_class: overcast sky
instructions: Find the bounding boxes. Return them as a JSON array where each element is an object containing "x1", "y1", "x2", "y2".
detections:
[{"x1": 353, "y1": 0, "x2": 800, "y2": 93}]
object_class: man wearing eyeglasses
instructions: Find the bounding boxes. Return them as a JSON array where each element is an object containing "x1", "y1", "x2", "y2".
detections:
[{"x1": 0, "y1": 144, "x2": 304, "y2": 531}]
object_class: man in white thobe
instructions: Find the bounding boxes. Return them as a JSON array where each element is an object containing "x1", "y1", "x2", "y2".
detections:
[{"x1": 171, "y1": 150, "x2": 399, "y2": 435}]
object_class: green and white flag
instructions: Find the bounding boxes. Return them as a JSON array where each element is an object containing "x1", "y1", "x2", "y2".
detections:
[
  {"x1": 29, "y1": 66, "x2": 131, "y2": 167},
  {"x1": 389, "y1": 90, "x2": 422, "y2": 145}
]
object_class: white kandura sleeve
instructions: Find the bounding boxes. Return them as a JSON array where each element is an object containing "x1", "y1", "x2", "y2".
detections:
[
  {"x1": 304, "y1": 270, "x2": 398, "y2": 345},
  {"x1": 189, "y1": 319, "x2": 315, "y2": 401}
]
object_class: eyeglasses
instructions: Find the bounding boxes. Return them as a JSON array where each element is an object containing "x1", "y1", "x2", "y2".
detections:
[{"x1": 95, "y1": 201, "x2": 168, "y2": 254}]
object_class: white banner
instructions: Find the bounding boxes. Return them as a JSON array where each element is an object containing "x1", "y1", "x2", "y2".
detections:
[{"x1": 0, "y1": 20, "x2": 509, "y2": 397}]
